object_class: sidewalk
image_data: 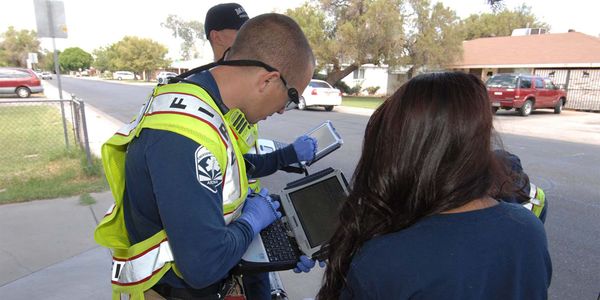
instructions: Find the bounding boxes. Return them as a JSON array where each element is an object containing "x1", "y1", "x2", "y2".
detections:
[{"x1": 0, "y1": 192, "x2": 114, "y2": 299}]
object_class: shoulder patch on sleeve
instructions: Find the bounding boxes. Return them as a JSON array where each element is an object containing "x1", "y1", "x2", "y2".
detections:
[{"x1": 195, "y1": 146, "x2": 222, "y2": 193}]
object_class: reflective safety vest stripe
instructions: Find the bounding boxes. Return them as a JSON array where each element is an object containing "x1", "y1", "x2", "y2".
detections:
[
  {"x1": 111, "y1": 231, "x2": 173, "y2": 286},
  {"x1": 94, "y1": 83, "x2": 248, "y2": 299},
  {"x1": 522, "y1": 183, "x2": 546, "y2": 219}
]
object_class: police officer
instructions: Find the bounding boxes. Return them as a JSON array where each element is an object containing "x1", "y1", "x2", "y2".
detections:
[{"x1": 95, "y1": 13, "x2": 317, "y2": 300}]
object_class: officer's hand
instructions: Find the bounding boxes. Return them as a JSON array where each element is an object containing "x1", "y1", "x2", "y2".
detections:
[
  {"x1": 292, "y1": 135, "x2": 317, "y2": 162},
  {"x1": 293, "y1": 255, "x2": 326, "y2": 273},
  {"x1": 238, "y1": 188, "x2": 282, "y2": 236}
]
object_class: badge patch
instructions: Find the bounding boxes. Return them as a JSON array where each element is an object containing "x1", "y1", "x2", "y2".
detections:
[{"x1": 195, "y1": 146, "x2": 222, "y2": 193}]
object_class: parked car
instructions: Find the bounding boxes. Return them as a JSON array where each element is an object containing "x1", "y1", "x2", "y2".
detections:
[
  {"x1": 0, "y1": 68, "x2": 43, "y2": 98},
  {"x1": 486, "y1": 74, "x2": 567, "y2": 116},
  {"x1": 299, "y1": 79, "x2": 342, "y2": 111},
  {"x1": 156, "y1": 71, "x2": 178, "y2": 84},
  {"x1": 40, "y1": 71, "x2": 53, "y2": 80},
  {"x1": 113, "y1": 71, "x2": 135, "y2": 80}
]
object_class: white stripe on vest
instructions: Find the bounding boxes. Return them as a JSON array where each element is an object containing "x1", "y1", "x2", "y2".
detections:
[{"x1": 111, "y1": 239, "x2": 173, "y2": 286}]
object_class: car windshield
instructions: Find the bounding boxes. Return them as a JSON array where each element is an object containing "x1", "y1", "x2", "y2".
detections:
[{"x1": 487, "y1": 75, "x2": 518, "y2": 88}]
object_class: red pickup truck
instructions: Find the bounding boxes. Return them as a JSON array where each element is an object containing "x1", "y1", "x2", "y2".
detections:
[{"x1": 486, "y1": 74, "x2": 567, "y2": 116}]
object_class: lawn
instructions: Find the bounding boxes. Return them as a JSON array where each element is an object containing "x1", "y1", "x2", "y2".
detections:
[
  {"x1": 342, "y1": 96, "x2": 386, "y2": 109},
  {"x1": 0, "y1": 105, "x2": 107, "y2": 204}
]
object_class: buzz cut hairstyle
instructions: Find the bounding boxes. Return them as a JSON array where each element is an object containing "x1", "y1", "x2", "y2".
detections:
[{"x1": 228, "y1": 13, "x2": 315, "y2": 87}]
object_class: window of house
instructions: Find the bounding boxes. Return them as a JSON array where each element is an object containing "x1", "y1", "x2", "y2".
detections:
[{"x1": 353, "y1": 68, "x2": 365, "y2": 79}]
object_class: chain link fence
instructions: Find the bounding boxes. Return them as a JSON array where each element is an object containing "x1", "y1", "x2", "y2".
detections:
[{"x1": 0, "y1": 98, "x2": 92, "y2": 182}]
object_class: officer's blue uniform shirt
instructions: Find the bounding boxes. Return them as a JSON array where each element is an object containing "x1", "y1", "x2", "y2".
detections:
[{"x1": 123, "y1": 70, "x2": 299, "y2": 289}]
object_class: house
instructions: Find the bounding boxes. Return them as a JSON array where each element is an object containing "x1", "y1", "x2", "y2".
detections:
[
  {"x1": 450, "y1": 31, "x2": 600, "y2": 111},
  {"x1": 339, "y1": 64, "x2": 410, "y2": 96}
]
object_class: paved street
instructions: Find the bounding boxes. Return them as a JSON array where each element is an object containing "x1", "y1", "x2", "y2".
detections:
[{"x1": 46, "y1": 77, "x2": 600, "y2": 299}]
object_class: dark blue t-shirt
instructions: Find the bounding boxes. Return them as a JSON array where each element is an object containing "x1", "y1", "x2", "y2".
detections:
[
  {"x1": 123, "y1": 71, "x2": 299, "y2": 289},
  {"x1": 341, "y1": 202, "x2": 552, "y2": 300}
]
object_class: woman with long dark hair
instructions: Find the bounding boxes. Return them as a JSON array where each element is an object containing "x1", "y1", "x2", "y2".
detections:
[{"x1": 317, "y1": 72, "x2": 551, "y2": 299}]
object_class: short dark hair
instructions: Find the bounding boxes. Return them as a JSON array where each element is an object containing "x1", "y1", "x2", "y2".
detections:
[{"x1": 227, "y1": 13, "x2": 315, "y2": 87}]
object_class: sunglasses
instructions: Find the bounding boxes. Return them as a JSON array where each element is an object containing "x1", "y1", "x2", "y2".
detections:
[
  {"x1": 217, "y1": 59, "x2": 300, "y2": 111},
  {"x1": 171, "y1": 49, "x2": 300, "y2": 111}
]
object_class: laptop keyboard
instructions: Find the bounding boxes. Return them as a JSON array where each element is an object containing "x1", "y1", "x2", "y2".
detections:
[{"x1": 260, "y1": 220, "x2": 299, "y2": 262}]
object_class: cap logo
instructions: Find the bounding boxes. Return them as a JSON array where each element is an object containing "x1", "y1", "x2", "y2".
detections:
[{"x1": 235, "y1": 7, "x2": 248, "y2": 18}]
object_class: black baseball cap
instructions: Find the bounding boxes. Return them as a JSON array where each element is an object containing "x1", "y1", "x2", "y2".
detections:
[{"x1": 204, "y1": 3, "x2": 249, "y2": 39}]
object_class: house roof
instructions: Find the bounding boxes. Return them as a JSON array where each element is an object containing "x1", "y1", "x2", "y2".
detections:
[{"x1": 452, "y1": 32, "x2": 600, "y2": 68}]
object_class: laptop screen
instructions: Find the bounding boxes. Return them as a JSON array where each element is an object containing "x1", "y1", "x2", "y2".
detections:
[{"x1": 288, "y1": 176, "x2": 347, "y2": 247}]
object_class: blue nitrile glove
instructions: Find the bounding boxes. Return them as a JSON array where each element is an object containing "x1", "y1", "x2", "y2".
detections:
[
  {"x1": 292, "y1": 135, "x2": 317, "y2": 162},
  {"x1": 293, "y1": 255, "x2": 326, "y2": 273},
  {"x1": 238, "y1": 188, "x2": 282, "y2": 236}
]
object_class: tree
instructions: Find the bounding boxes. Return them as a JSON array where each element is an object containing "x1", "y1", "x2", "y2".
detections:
[
  {"x1": 288, "y1": 0, "x2": 462, "y2": 82},
  {"x1": 161, "y1": 15, "x2": 204, "y2": 60},
  {"x1": 404, "y1": 0, "x2": 463, "y2": 78},
  {"x1": 287, "y1": 0, "x2": 405, "y2": 85},
  {"x1": 92, "y1": 46, "x2": 116, "y2": 72},
  {"x1": 460, "y1": 4, "x2": 550, "y2": 40},
  {"x1": 0, "y1": 26, "x2": 41, "y2": 67},
  {"x1": 39, "y1": 49, "x2": 59, "y2": 71},
  {"x1": 59, "y1": 47, "x2": 93, "y2": 71},
  {"x1": 487, "y1": 0, "x2": 505, "y2": 13},
  {"x1": 111, "y1": 36, "x2": 171, "y2": 80}
]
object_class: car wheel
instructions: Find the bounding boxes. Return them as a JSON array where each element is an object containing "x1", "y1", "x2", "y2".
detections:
[
  {"x1": 298, "y1": 97, "x2": 306, "y2": 110},
  {"x1": 554, "y1": 98, "x2": 564, "y2": 114},
  {"x1": 519, "y1": 99, "x2": 533, "y2": 116},
  {"x1": 16, "y1": 87, "x2": 31, "y2": 98},
  {"x1": 158, "y1": 78, "x2": 164, "y2": 84},
  {"x1": 118, "y1": 77, "x2": 122, "y2": 81},
  {"x1": 324, "y1": 105, "x2": 334, "y2": 111},
  {"x1": 492, "y1": 107, "x2": 499, "y2": 114}
]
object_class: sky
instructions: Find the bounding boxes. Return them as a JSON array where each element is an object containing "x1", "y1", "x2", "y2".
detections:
[{"x1": 1, "y1": 0, "x2": 599, "y2": 61}]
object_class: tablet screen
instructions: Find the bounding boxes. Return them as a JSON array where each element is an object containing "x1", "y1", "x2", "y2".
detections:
[
  {"x1": 288, "y1": 176, "x2": 347, "y2": 247},
  {"x1": 306, "y1": 121, "x2": 342, "y2": 164},
  {"x1": 309, "y1": 124, "x2": 338, "y2": 157}
]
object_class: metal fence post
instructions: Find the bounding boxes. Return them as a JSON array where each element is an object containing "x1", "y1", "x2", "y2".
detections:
[
  {"x1": 79, "y1": 101, "x2": 93, "y2": 168},
  {"x1": 59, "y1": 100, "x2": 69, "y2": 150}
]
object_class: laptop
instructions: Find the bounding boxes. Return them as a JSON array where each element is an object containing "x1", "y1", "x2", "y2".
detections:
[{"x1": 232, "y1": 167, "x2": 349, "y2": 274}]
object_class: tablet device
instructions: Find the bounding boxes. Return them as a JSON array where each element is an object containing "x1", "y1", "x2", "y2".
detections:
[{"x1": 304, "y1": 121, "x2": 343, "y2": 166}]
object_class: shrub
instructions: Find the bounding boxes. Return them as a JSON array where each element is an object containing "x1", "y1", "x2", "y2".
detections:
[
  {"x1": 364, "y1": 86, "x2": 380, "y2": 95},
  {"x1": 349, "y1": 84, "x2": 362, "y2": 95}
]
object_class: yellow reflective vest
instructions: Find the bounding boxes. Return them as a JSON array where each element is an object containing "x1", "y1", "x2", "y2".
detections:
[
  {"x1": 94, "y1": 83, "x2": 248, "y2": 300},
  {"x1": 523, "y1": 183, "x2": 546, "y2": 219}
]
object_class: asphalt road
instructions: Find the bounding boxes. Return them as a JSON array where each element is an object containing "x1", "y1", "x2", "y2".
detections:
[{"x1": 50, "y1": 76, "x2": 599, "y2": 300}]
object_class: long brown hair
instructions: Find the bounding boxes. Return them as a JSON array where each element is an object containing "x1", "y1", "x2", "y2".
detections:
[{"x1": 317, "y1": 72, "x2": 511, "y2": 299}]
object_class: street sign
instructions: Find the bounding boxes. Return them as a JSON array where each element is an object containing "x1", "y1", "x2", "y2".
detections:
[{"x1": 33, "y1": 0, "x2": 68, "y2": 39}]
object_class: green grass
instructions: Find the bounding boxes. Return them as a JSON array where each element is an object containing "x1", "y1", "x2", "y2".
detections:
[
  {"x1": 342, "y1": 96, "x2": 386, "y2": 109},
  {"x1": 0, "y1": 105, "x2": 107, "y2": 204}
]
